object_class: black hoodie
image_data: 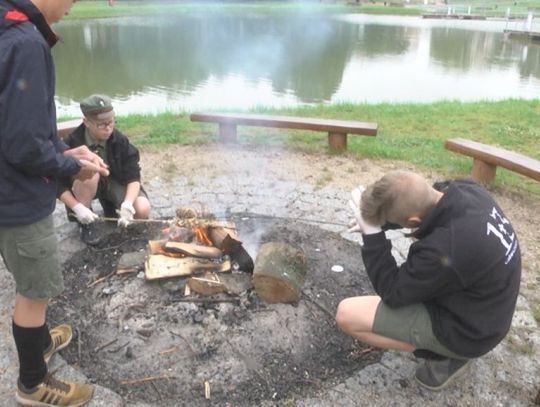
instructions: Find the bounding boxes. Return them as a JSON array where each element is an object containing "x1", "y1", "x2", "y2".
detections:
[
  {"x1": 0, "y1": 0, "x2": 80, "y2": 226},
  {"x1": 361, "y1": 179, "x2": 521, "y2": 358}
]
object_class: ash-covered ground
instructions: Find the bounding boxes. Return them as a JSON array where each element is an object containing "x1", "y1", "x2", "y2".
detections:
[{"x1": 49, "y1": 215, "x2": 381, "y2": 406}]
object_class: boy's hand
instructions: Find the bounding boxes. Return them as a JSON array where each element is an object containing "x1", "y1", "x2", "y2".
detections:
[
  {"x1": 348, "y1": 186, "x2": 382, "y2": 235},
  {"x1": 72, "y1": 203, "x2": 98, "y2": 225},
  {"x1": 117, "y1": 201, "x2": 135, "y2": 227},
  {"x1": 65, "y1": 146, "x2": 109, "y2": 176},
  {"x1": 74, "y1": 159, "x2": 109, "y2": 181}
]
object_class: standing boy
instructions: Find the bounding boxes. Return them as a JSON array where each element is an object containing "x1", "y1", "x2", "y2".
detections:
[
  {"x1": 0, "y1": 0, "x2": 109, "y2": 405},
  {"x1": 337, "y1": 171, "x2": 521, "y2": 390}
]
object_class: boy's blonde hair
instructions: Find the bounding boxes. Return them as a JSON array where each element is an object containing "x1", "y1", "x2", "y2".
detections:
[{"x1": 361, "y1": 171, "x2": 435, "y2": 227}]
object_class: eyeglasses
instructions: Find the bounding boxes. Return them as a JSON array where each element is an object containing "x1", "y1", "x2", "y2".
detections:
[{"x1": 92, "y1": 120, "x2": 115, "y2": 130}]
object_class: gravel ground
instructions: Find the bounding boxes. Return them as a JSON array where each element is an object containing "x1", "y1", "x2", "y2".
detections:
[{"x1": 0, "y1": 144, "x2": 538, "y2": 406}]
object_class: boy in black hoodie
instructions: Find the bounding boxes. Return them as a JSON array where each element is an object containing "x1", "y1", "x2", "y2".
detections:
[{"x1": 336, "y1": 171, "x2": 521, "y2": 390}]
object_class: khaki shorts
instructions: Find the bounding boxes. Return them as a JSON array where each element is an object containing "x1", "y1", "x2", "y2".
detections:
[
  {"x1": 373, "y1": 301, "x2": 466, "y2": 360},
  {"x1": 96, "y1": 177, "x2": 148, "y2": 208},
  {"x1": 0, "y1": 215, "x2": 63, "y2": 299}
]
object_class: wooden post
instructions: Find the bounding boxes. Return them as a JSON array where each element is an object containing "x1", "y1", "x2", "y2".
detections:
[
  {"x1": 219, "y1": 123, "x2": 237, "y2": 143},
  {"x1": 252, "y1": 242, "x2": 306, "y2": 304},
  {"x1": 328, "y1": 132, "x2": 347, "y2": 151},
  {"x1": 471, "y1": 159, "x2": 496, "y2": 184}
]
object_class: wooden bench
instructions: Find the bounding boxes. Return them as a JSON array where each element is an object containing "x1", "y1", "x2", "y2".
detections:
[
  {"x1": 445, "y1": 138, "x2": 540, "y2": 184},
  {"x1": 190, "y1": 112, "x2": 378, "y2": 151},
  {"x1": 57, "y1": 119, "x2": 82, "y2": 139}
]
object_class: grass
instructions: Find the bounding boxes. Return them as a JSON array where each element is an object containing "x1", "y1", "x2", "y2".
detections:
[
  {"x1": 66, "y1": 99, "x2": 540, "y2": 197},
  {"x1": 66, "y1": 1, "x2": 368, "y2": 20},
  {"x1": 66, "y1": 0, "x2": 540, "y2": 20}
]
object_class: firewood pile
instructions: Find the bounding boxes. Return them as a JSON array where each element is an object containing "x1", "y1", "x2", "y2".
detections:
[{"x1": 124, "y1": 207, "x2": 307, "y2": 303}]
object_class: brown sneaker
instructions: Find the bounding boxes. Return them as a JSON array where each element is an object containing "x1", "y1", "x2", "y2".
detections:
[
  {"x1": 16, "y1": 374, "x2": 94, "y2": 406},
  {"x1": 44, "y1": 324, "x2": 73, "y2": 363}
]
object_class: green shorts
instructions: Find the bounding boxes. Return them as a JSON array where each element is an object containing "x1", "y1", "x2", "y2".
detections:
[
  {"x1": 0, "y1": 215, "x2": 63, "y2": 299},
  {"x1": 96, "y1": 177, "x2": 148, "y2": 208},
  {"x1": 373, "y1": 301, "x2": 466, "y2": 360}
]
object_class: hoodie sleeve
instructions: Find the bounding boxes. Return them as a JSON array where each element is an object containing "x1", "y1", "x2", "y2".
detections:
[
  {"x1": 0, "y1": 37, "x2": 80, "y2": 177},
  {"x1": 361, "y1": 232, "x2": 463, "y2": 307}
]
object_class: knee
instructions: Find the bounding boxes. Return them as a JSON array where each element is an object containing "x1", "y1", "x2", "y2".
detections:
[
  {"x1": 134, "y1": 197, "x2": 151, "y2": 219},
  {"x1": 335, "y1": 298, "x2": 357, "y2": 333}
]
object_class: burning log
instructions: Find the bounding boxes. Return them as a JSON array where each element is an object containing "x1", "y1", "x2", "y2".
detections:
[
  {"x1": 148, "y1": 240, "x2": 168, "y2": 255},
  {"x1": 208, "y1": 226, "x2": 240, "y2": 249},
  {"x1": 145, "y1": 255, "x2": 231, "y2": 280},
  {"x1": 164, "y1": 242, "x2": 222, "y2": 259},
  {"x1": 209, "y1": 227, "x2": 254, "y2": 273},
  {"x1": 252, "y1": 242, "x2": 307, "y2": 304}
]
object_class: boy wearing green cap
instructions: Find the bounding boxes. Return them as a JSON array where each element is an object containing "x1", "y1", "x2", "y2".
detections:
[{"x1": 58, "y1": 94, "x2": 151, "y2": 243}]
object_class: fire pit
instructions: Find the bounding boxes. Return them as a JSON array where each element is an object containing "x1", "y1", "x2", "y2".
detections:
[{"x1": 49, "y1": 212, "x2": 381, "y2": 405}]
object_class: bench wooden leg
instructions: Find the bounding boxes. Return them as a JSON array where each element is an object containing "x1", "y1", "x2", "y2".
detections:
[
  {"x1": 471, "y1": 158, "x2": 497, "y2": 184},
  {"x1": 328, "y1": 132, "x2": 347, "y2": 151},
  {"x1": 219, "y1": 124, "x2": 237, "y2": 143}
]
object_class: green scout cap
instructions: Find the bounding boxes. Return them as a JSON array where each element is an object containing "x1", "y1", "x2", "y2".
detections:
[{"x1": 80, "y1": 94, "x2": 114, "y2": 120}]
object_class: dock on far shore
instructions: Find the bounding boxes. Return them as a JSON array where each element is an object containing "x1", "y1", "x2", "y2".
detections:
[
  {"x1": 422, "y1": 13, "x2": 487, "y2": 20},
  {"x1": 503, "y1": 29, "x2": 540, "y2": 41}
]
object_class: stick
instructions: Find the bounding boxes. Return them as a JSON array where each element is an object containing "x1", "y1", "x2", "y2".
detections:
[
  {"x1": 120, "y1": 374, "x2": 176, "y2": 386},
  {"x1": 76, "y1": 328, "x2": 82, "y2": 367},
  {"x1": 169, "y1": 330, "x2": 196, "y2": 356},
  {"x1": 87, "y1": 269, "x2": 116, "y2": 288},
  {"x1": 301, "y1": 290, "x2": 336, "y2": 323},
  {"x1": 169, "y1": 297, "x2": 240, "y2": 304},
  {"x1": 99, "y1": 217, "x2": 171, "y2": 224},
  {"x1": 204, "y1": 381, "x2": 211, "y2": 400},
  {"x1": 151, "y1": 380, "x2": 162, "y2": 403},
  {"x1": 108, "y1": 341, "x2": 130, "y2": 354},
  {"x1": 94, "y1": 338, "x2": 118, "y2": 353},
  {"x1": 158, "y1": 346, "x2": 178, "y2": 356}
]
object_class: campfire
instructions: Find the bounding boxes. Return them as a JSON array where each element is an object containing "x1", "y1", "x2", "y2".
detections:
[
  {"x1": 54, "y1": 212, "x2": 377, "y2": 405},
  {"x1": 136, "y1": 207, "x2": 307, "y2": 304}
]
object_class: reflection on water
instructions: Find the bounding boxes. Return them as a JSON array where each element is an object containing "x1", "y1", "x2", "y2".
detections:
[{"x1": 53, "y1": 13, "x2": 540, "y2": 116}]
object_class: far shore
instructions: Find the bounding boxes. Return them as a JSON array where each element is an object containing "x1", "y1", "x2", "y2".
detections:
[{"x1": 59, "y1": 99, "x2": 540, "y2": 196}]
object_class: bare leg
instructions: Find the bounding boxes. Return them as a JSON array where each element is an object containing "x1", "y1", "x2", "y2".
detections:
[
  {"x1": 336, "y1": 295, "x2": 415, "y2": 352},
  {"x1": 13, "y1": 294, "x2": 48, "y2": 327},
  {"x1": 72, "y1": 173, "x2": 100, "y2": 207}
]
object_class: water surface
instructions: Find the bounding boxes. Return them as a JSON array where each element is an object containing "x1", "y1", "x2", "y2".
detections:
[{"x1": 53, "y1": 13, "x2": 540, "y2": 116}]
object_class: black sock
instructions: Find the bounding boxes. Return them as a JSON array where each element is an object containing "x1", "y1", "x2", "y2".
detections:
[
  {"x1": 12, "y1": 321, "x2": 48, "y2": 389},
  {"x1": 43, "y1": 323, "x2": 52, "y2": 353}
]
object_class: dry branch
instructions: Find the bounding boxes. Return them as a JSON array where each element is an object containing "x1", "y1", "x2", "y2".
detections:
[{"x1": 120, "y1": 374, "x2": 176, "y2": 386}]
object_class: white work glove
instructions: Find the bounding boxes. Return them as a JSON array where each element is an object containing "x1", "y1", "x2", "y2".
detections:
[
  {"x1": 72, "y1": 203, "x2": 98, "y2": 225},
  {"x1": 348, "y1": 186, "x2": 382, "y2": 235},
  {"x1": 117, "y1": 201, "x2": 135, "y2": 228}
]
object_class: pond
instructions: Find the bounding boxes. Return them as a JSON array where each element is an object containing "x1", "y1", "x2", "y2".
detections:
[{"x1": 53, "y1": 12, "x2": 540, "y2": 116}]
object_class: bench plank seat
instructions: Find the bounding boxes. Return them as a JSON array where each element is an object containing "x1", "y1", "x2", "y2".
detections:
[
  {"x1": 57, "y1": 119, "x2": 82, "y2": 139},
  {"x1": 445, "y1": 138, "x2": 540, "y2": 183},
  {"x1": 190, "y1": 112, "x2": 378, "y2": 151}
]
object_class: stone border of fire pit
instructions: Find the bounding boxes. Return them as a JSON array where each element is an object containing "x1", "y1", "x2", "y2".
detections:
[{"x1": 0, "y1": 145, "x2": 538, "y2": 406}]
